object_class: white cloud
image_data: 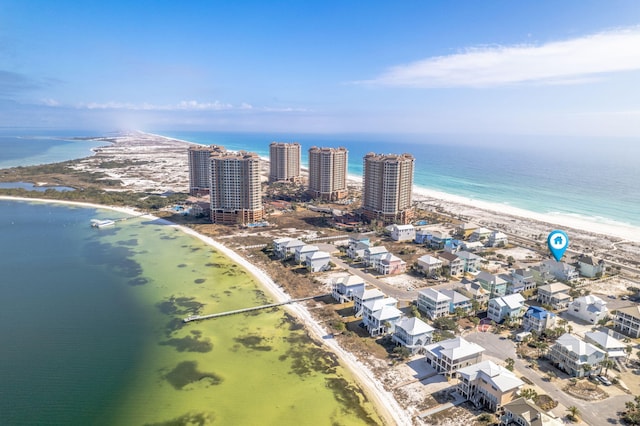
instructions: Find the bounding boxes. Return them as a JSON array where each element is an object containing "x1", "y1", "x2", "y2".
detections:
[
  {"x1": 39, "y1": 98, "x2": 60, "y2": 106},
  {"x1": 77, "y1": 100, "x2": 237, "y2": 111},
  {"x1": 365, "y1": 26, "x2": 640, "y2": 88}
]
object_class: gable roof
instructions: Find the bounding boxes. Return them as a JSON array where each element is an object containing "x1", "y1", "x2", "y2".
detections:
[
  {"x1": 372, "y1": 305, "x2": 403, "y2": 321},
  {"x1": 441, "y1": 289, "x2": 470, "y2": 305},
  {"x1": 439, "y1": 251, "x2": 460, "y2": 262},
  {"x1": 395, "y1": 317, "x2": 435, "y2": 335},
  {"x1": 366, "y1": 246, "x2": 388, "y2": 255},
  {"x1": 352, "y1": 287, "x2": 385, "y2": 301},
  {"x1": 584, "y1": 330, "x2": 625, "y2": 350},
  {"x1": 335, "y1": 275, "x2": 365, "y2": 287},
  {"x1": 419, "y1": 288, "x2": 451, "y2": 302},
  {"x1": 457, "y1": 360, "x2": 524, "y2": 392},
  {"x1": 538, "y1": 282, "x2": 571, "y2": 293},
  {"x1": 554, "y1": 333, "x2": 605, "y2": 360},
  {"x1": 425, "y1": 336, "x2": 485, "y2": 361}
]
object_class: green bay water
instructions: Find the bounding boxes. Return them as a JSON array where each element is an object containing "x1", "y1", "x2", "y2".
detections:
[{"x1": 0, "y1": 200, "x2": 382, "y2": 426}]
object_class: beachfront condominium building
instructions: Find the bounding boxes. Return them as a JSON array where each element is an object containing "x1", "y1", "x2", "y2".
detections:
[
  {"x1": 187, "y1": 144, "x2": 226, "y2": 195},
  {"x1": 209, "y1": 150, "x2": 264, "y2": 225},
  {"x1": 269, "y1": 142, "x2": 301, "y2": 183},
  {"x1": 362, "y1": 152, "x2": 415, "y2": 225},
  {"x1": 307, "y1": 146, "x2": 348, "y2": 200}
]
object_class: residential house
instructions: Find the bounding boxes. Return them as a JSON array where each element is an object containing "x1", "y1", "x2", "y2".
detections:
[
  {"x1": 295, "y1": 244, "x2": 319, "y2": 263},
  {"x1": 456, "y1": 222, "x2": 478, "y2": 238},
  {"x1": 521, "y1": 306, "x2": 556, "y2": 333},
  {"x1": 507, "y1": 268, "x2": 536, "y2": 294},
  {"x1": 416, "y1": 254, "x2": 443, "y2": 277},
  {"x1": 487, "y1": 294, "x2": 526, "y2": 324},
  {"x1": 443, "y1": 239, "x2": 461, "y2": 254},
  {"x1": 457, "y1": 360, "x2": 524, "y2": 412},
  {"x1": 613, "y1": 305, "x2": 640, "y2": 338},
  {"x1": 428, "y1": 230, "x2": 452, "y2": 249},
  {"x1": 540, "y1": 259, "x2": 579, "y2": 282},
  {"x1": 389, "y1": 224, "x2": 416, "y2": 241},
  {"x1": 346, "y1": 235, "x2": 370, "y2": 260},
  {"x1": 414, "y1": 228, "x2": 430, "y2": 244},
  {"x1": 273, "y1": 237, "x2": 305, "y2": 259},
  {"x1": 567, "y1": 295, "x2": 609, "y2": 324},
  {"x1": 537, "y1": 283, "x2": 572, "y2": 309},
  {"x1": 331, "y1": 275, "x2": 365, "y2": 303},
  {"x1": 576, "y1": 254, "x2": 606, "y2": 278},
  {"x1": 364, "y1": 246, "x2": 389, "y2": 268},
  {"x1": 352, "y1": 287, "x2": 385, "y2": 316},
  {"x1": 377, "y1": 253, "x2": 407, "y2": 275},
  {"x1": 417, "y1": 288, "x2": 451, "y2": 320},
  {"x1": 460, "y1": 241, "x2": 484, "y2": 252},
  {"x1": 487, "y1": 231, "x2": 508, "y2": 247},
  {"x1": 548, "y1": 333, "x2": 606, "y2": 377},
  {"x1": 439, "y1": 251, "x2": 464, "y2": 276},
  {"x1": 500, "y1": 398, "x2": 564, "y2": 426},
  {"x1": 470, "y1": 227, "x2": 491, "y2": 242},
  {"x1": 424, "y1": 337, "x2": 485, "y2": 376},
  {"x1": 476, "y1": 271, "x2": 508, "y2": 298},
  {"x1": 392, "y1": 317, "x2": 435, "y2": 354},
  {"x1": 457, "y1": 251, "x2": 482, "y2": 273},
  {"x1": 441, "y1": 289, "x2": 472, "y2": 315},
  {"x1": 362, "y1": 297, "x2": 401, "y2": 337},
  {"x1": 584, "y1": 330, "x2": 627, "y2": 359},
  {"x1": 305, "y1": 250, "x2": 331, "y2": 272},
  {"x1": 457, "y1": 281, "x2": 489, "y2": 307}
]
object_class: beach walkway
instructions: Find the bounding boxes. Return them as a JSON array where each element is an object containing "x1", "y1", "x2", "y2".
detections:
[{"x1": 183, "y1": 293, "x2": 330, "y2": 323}]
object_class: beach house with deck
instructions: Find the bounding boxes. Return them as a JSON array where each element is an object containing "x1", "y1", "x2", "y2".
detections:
[
  {"x1": 456, "y1": 360, "x2": 524, "y2": 412},
  {"x1": 424, "y1": 337, "x2": 485, "y2": 377},
  {"x1": 392, "y1": 317, "x2": 435, "y2": 354}
]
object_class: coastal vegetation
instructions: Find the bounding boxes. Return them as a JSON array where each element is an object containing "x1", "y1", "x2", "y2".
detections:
[{"x1": 0, "y1": 159, "x2": 188, "y2": 210}]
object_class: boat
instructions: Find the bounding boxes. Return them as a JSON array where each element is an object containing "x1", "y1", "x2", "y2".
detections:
[{"x1": 90, "y1": 219, "x2": 116, "y2": 228}]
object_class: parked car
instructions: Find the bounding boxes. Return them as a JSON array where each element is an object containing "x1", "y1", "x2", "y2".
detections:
[{"x1": 598, "y1": 375, "x2": 612, "y2": 386}]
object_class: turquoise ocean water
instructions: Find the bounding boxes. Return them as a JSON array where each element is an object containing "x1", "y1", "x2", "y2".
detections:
[{"x1": 160, "y1": 130, "x2": 640, "y2": 229}]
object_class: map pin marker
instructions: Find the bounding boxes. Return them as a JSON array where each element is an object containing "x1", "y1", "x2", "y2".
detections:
[{"x1": 547, "y1": 230, "x2": 569, "y2": 261}]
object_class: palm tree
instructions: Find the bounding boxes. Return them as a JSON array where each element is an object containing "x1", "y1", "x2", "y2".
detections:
[
  {"x1": 601, "y1": 356, "x2": 615, "y2": 376},
  {"x1": 567, "y1": 406, "x2": 580, "y2": 422},
  {"x1": 582, "y1": 363, "x2": 592, "y2": 377},
  {"x1": 558, "y1": 318, "x2": 568, "y2": 332},
  {"x1": 505, "y1": 358, "x2": 515, "y2": 372},
  {"x1": 625, "y1": 345, "x2": 633, "y2": 364},
  {"x1": 567, "y1": 324, "x2": 573, "y2": 334},
  {"x1": 520, "y1": 388, "x2": 538, "y2": 400}
]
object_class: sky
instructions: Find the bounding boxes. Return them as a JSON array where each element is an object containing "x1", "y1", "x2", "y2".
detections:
[{"x1": 2, "y1": 0, "x2": 640, "y2": 140}]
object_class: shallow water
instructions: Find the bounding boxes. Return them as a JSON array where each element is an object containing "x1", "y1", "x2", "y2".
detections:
[{"x1": 0, "y1": 201, "x2": 382, "y2": 425}]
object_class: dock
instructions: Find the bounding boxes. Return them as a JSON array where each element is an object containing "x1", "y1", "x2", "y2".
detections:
[{"x1": 183, "y1": 293, "x2": 329, "y2": 323}]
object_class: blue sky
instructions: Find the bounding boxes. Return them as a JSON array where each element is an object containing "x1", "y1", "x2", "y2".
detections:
[{"x1": 2, "y1": 0, "x2": 640, "y2": 139}]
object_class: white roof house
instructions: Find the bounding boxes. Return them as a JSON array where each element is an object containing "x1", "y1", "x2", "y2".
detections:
[
  {"x1": 487, "y1": 230, "x2": 508, "y2": 247},
  {"x1": 424, "y1": 337, "x2": 485, "y2": 376},
  {"x1": 352, "y1": 287, "x2": 385, "y2": 316},
  {"x1": 584, "y1": 330, "x2": 626, "y2": 358},
  {"x1": 389, "y1": 224, "x2": 416, "y2": 241},
  {"x1": 273, "y1": 237, "x2": 305, "y2": 258},
  {"x1": 487, "y1": 293, "x2": 526, "y2": 323},
  {"x1": 295, "y1": 244, "x2": 319, "y2": 263},
  {"x1": 364, "y1": 246, "x2": 389, "y2": 267},
  {"x1": 417, "y1": 288, "x2": 452, "y2": 320},
  {"x1": 392, "y1": 317, "x2": 435, "y2": 353},
  {"x1": 305, "y1": 250, "x2": 331, "y2": 272},
  {"x1": 416, "y1": 254, "x2": 443, "y2": 276},
  {"x1": 548, "y1": 333, "x2": 606, "y2": 377},
  {"x1": 331, "y1": 275, "x2": 366, "y2": 303},
  {"x1": 568, "y1": 295, "x2": 609, "y2": 324},
  {"x1": 457, "y1": 360, "x2": 524, "y2": 412},
  {"x1": 362, "y1": 297, "x2": 400, "y2": 337}
]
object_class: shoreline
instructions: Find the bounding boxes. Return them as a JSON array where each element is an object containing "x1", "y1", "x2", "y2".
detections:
[{"x1": 0, "y1": 195, "x2": 409, "y2": 426}]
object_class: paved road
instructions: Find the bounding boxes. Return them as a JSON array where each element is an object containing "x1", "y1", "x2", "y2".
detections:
[{"x1": 464, "y1": 331, "x2": 633, "y2": 425}]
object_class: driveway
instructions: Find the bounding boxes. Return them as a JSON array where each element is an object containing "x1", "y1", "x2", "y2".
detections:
[{"x1": 465, "y1": 331, "x2": 633, "y2": 425}]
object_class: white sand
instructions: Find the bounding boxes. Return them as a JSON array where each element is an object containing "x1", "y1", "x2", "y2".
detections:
[{"x1": 0, "y1": 195, "x2": 410, "y2": 426}]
